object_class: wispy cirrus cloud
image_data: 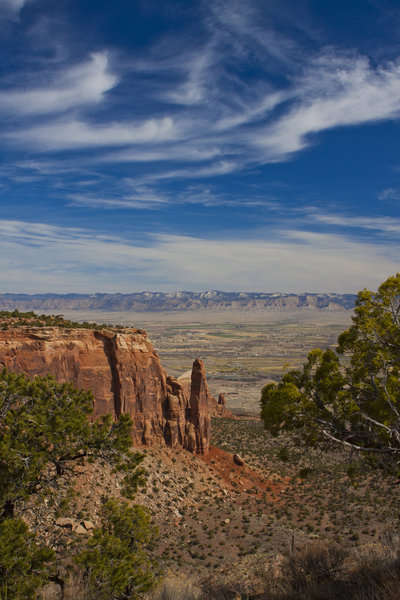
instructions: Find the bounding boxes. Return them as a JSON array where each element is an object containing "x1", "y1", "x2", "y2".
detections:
[
  {"x1": 255, "y1": 53, "x2": 400, "y2": 160},
  {"x1": 0, "y1": 52, "x2": 117, "y2": 116},
  {"x1": 207, "y1": 0, "x2": 299, "y2": 68},
  {"x1": 132, "y1": 160, "x2": 240, "y2": 183},
  {"x1": 66, "y1": 184, "x2": 275, "y2": 209},
  {"x1": 310, "y1": 211, "x2": 400, "y2": 235},
  {"x1": 163, "y1": 45, "x2": 216, "y2": 106},
  {"x1": 1, "y1": 0, "x2": 25, "y2": 10},
  {"x1": 67, "y1": 186, "x2": 170, "y2": 209},
  {"x1": 0, "y1": 218, "x2": 397, "y2": 293},
  {"x1": 5, "y1": 45, "x2": 400, "y2": 179},
  {"x1": 0, "y1": 0, "x2": 32, "y2": 18},
  {"x1": 378, "y1": 187, "x2": 400, "y2": 203},
  {"x1": 1, "y1": 0, "x2": 400, "y2": 185},
  {"x1": 6, "y1": 116, "x2": 177, "y2": 150},
  {"x1": 101, "y1": 144, "x2": 225, "y2": 164}
]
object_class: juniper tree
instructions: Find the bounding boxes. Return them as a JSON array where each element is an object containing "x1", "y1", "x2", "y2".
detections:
[
  {"x1": 261, "y1": 273, "x2": 400, "y2": 474},
  {"x1": 0, "y1": 369, "x2": 155, "y2": 598},
  {"x1": 76, "y1": 498, "x2": 158, "y2": 599}
]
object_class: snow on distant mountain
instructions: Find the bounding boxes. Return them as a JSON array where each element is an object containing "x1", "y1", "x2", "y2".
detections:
[{"x1": 0, "y1": 291, "x2": 356, "y2": 312}]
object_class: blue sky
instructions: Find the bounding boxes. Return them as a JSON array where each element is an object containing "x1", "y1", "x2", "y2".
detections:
[{"x1": 0, "y1": 0, "x2": 399, "y2": 294}]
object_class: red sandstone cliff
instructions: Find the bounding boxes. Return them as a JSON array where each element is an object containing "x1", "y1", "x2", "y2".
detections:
[{"x1": 0, "y1": 327, "x2": 212, "y2": 454}]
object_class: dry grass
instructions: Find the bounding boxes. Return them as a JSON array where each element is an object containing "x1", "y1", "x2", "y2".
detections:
[
  {"x1": 38, "y1": 541, "x2": 400, "y2": 600},
  {"x1": 196, "y1": 540, "x2": 400, "y2": 600},
  {"x1": 211, "y1": 418, "x2": 399, "y2": 549}
]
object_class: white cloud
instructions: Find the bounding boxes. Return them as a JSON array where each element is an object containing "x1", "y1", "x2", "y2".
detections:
[
  {"x1": 0, "y1": 0, "x2": 29, "y2": 18},
  {"x1": 3, "y1": 2, "x2": 400, "y2": 187},
  {"x1": 164, "y1": 45, "x2": 216, "y2": 106},
  {"x1": 0, "y1": 219, "x2": 397, "y2": 293},
  {"x1": 310, "y1": 212, "x2": 400, "y2": 235},
  {"x1": 6, "y1": 116, "x2": 177, "y2": 150},
  {"x1": 134, "y1": 160, "x2": 239, "y2": 183},
  {"x1": 255, "y1": 54, "x2": 400, "y2": 160},
  {"x1": 208, "y1": 0, "x2": 299, "y2": 67},
  {"x1": 0, "y1": 0, "x2": 25, "y2": 10},
  {"x1": 6, "y1": 47, "x2": 400, "y2": 180},
  {"x1": 66, "y1": 184, "x2": 273, "y2": 210},
  {"x1": 101, "y1": 144, "x2": 224, "y2": 164},
  {"x1": 67, "y1": 186, "x2": 170, "y2": 209},
  {"x1": 148, "y1": 231, "x2": 398, "y2": 293},
  {"x1": 378, "y1": 188, "x2": 400, "y2": 202},
  {"x1": 0, "y1": 52, "x2": 117, "y2": 115},
  {"x1": 214, "y1": 91, "x2": 288, "y2": 131}
]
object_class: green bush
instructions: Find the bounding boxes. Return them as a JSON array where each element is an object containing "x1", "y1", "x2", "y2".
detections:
[
  {"x1": 0, "y1": 369, "x2": 155, "y2": 598},
  {"x1": 261, "y1": 274, "x2": 400, "y2": 474},
  {"x1": 0, "y1": 518, "x2": 54, "y2": 599},
  {"x1": 76, "y1": 499, "x2": 158, "y2": 599}
]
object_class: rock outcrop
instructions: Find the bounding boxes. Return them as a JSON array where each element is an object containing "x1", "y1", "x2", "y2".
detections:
[
  {"x1": 177, "y1": 370, "x2": 233, "y2": 419},
  {"x1": 211, "y1": 392, "x2": 234, "y2": 418},
  {"x1": 0, "y1": 327, "x2": 212, "y2": 453},
  {"x1": 188, "y1": 359, "x2": 212, "y2": 454}
]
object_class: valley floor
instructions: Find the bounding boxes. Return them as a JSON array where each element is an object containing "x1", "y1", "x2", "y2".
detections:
[{"x1": 44, "y1": 308, "x2": 352, "y2": 414}]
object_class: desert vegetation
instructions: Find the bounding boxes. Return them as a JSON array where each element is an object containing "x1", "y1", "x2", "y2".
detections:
[
  {"x1": 1, "y1": 275, "x2": 400, "y2": 598},
  {"x1": 0, "y1": 369, "x2": 157, "y2": 599},
  {"x1": 261, "y1": 273, "x2": 400, "y2": 472},
  {"x1": 151, "y1": 537, "x2": 400, "y2": 600},
  {"x1": 0, "y1": 309, "x2": 127, "y2": 331}
]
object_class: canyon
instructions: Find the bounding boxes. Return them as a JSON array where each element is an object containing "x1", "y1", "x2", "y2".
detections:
[
  {"x1": 0, "y1": 311, "x2": 398, "y2": 595},
  {"x1": 0, "y1": 325, "x2": 227, "y2": 454}
]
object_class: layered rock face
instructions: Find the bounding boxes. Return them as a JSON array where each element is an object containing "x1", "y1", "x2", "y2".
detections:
[{"x1": 0, "y1": 327, "x2": 212, "y2": 453}]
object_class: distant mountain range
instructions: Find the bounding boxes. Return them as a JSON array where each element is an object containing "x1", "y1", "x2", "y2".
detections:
[{"x1": 0, "y1": 291, "x2": 356, "y2": 312}]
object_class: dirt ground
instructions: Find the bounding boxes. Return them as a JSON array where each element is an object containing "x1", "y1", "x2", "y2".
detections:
[{"x1": 21, "y1": 416, "x2": 399, "y2": 591}]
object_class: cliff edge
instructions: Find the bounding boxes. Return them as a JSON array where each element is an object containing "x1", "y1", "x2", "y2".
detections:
[{"x1": 0, "y1": 326, "x2": 212, "y2": 453}]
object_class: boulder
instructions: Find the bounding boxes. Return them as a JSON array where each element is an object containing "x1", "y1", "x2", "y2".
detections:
[
  {"x1": 233, "y1": 453, "x2": 245, "y2": 466},
  {"x1": 73, "y1": 523, "x2": 87, "y2": 535},
  {"x1": 55, "y1": 518, "x2": 74, "y2": 528}
]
